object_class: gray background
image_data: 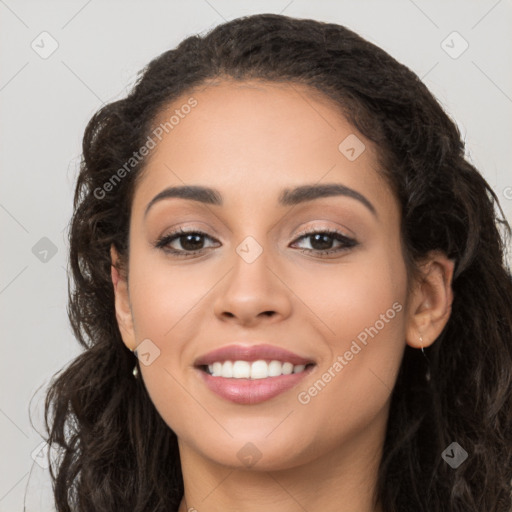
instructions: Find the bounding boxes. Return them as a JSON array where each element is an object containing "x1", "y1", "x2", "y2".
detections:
[{"x1": 1, "y1": 1, "x2": 511, "y2": 510}]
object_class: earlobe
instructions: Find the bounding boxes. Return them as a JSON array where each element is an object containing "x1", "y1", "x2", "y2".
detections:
[
  {"x1": 110, "y1": 245, "x2": 136, "y2": 351},
  {"x1": 405, "y1": 251, "x2": 455, "y2": 350}
]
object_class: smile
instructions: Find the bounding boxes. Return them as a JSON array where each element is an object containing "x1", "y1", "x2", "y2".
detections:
[
  {"x1": 196, "y1": 361, "x2": 316, "y2": 405},
  {"x1": 203, "y1": 359, "x2": 313, "y2": 379}
]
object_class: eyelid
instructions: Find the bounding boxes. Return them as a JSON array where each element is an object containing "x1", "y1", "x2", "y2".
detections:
[
  {"x1": 293, "y1": 222, "x2": 355, "y2": 239},
  {"x1": 155, "y1": 221, "x2": 355, "y2": 244}
]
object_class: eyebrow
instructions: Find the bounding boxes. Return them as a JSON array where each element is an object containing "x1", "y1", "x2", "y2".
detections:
[{"x1": 144, "y1": 183, "x2": 377, "y2": 218}]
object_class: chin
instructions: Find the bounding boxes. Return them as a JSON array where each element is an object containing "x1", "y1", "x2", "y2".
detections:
[{"x1": 183, "y1": 433, "x2": 314, "y2": 472}]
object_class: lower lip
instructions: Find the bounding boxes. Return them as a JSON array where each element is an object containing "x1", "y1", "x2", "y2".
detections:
[{"x1": 197, "y1": 366, "x2": 315, "y2": 405}]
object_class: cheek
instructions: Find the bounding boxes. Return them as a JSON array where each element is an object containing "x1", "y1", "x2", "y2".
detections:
[
  {"x1": 291, "y1": 243, "x2": 408, "y2": 422},
  {"x1": 291, "y1": 241, "x2": 407, "y2": 352},
  {"x1": 126, "y1": 252, "x2": 214, "y2": 430},
  {"x1": 125, "y1": 245, "x2": 208, "y2": 396},
  {"x1": 128, "y1": 249, "x2": 208, "y2": 342}
]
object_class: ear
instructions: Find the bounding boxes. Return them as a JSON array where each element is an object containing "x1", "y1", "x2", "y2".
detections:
[
  {"x1": 405, "y1": 250, "x2": 455, "y2": 350},
  {"x1": 111, "y1": 244, "x2": 136, "y2": 351}
]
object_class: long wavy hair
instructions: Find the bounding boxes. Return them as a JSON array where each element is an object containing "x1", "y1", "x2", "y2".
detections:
[{"x1": 42, "y1": 13, "x2": 512, "y2": 512}]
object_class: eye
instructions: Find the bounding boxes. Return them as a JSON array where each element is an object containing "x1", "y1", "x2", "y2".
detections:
[
  {"x1": 290, "y1": 228, "x2": 358, "y2": 256},
  {"x1": 154, "y1": 228, "x2": 219, "y2": 257}
]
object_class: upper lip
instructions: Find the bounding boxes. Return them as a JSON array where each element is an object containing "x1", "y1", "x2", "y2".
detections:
[{"x1": 194, "y1": 344, "x2": 316, "y2": 367}]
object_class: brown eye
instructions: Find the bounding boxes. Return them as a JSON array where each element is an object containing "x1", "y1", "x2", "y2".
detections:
[
  {"x1": 291, "y1": 229, "x2": 358, "y2": 256},
  {"x1": 155, "y1": 228, "x2": 219, "y2": 257}
]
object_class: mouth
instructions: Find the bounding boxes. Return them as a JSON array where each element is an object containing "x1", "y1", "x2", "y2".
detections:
[{"x1": 194, "y1": 344, "x2": 316, "y2": 404}]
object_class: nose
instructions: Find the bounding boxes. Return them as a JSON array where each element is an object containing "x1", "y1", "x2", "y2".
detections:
[{"x1": 213, "y1": 243, "x2": 293, "y2": 327}]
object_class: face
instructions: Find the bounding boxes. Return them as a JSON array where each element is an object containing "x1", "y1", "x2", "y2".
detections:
[{"x1": 112, "y1": 80, "x2": 445, "y2": 472}]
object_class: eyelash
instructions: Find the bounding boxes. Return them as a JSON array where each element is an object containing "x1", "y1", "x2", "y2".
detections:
[{"x1": 154, "y1": 227, "x2": 358, "y2": 258}]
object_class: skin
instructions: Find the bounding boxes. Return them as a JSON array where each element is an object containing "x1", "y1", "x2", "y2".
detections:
[{"x1": 111, "y1": 80, "x2": 454, "y2": 512}]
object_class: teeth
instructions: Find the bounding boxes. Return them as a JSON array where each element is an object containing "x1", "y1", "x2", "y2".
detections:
[
  {"x1": 206, "y1": 360, "x2": 309, "y2": 378},
  {"x1": 233, "y1": 360, "x2": 251, "y2": 378},
  {"x1": 250, "y1": 360, "x2": 268, "y2": 379}
]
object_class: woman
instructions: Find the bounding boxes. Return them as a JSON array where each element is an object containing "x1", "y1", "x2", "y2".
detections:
[{"x1": 44, "y1": 13, "x2": 512, "y2": 512}]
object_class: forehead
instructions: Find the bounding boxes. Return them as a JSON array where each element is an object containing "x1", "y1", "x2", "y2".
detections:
[{"x1": 132, "y1": 79, "x2": 394, "y2": 216}]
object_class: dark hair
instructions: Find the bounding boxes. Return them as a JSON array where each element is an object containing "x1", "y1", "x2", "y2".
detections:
[{"x1": 42, "y1": 13, "x2": 512, "y2": 512}]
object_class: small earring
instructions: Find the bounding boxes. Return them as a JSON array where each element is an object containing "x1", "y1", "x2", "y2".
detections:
[
  {"x1": 419, "y1": 335, "x2": 430, "y2": 381},
  {"x1": 130, "y1": 347, "x2": 139, "y2": 379}
]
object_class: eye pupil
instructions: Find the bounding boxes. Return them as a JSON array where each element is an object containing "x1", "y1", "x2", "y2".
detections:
[
  {"x1": 181, "y1": 234, "x2": 204, "y2": 251},
  {"x1": 310, "y1": 233, "x2": 333, "y2": 250}
]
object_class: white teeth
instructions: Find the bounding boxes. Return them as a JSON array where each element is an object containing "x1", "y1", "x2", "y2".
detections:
[
  {"x1": 212, "y1": 362, "x2": 222, "y2": 376},
  {"x1": 282, "y1": 362, "x2": 294, "y2": 375},
  {"x1": 221, "y1": 360, "x2": 233, "y2": 377},
  {"x1": 250, "y1": 360, "x2": 268, "y2": 379},
  {"x1": 207, "y1": 359, "x2": 309, "y2": 378},
  {"x1": 232, "y1": 361, "x2": 251, "y2": 378},
  {"x1": 268, "y1": 360, "x2": 282, "y2": 377}
]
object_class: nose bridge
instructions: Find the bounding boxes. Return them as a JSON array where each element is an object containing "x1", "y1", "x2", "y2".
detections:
[
  {"x1": 229, "y1": 231, "x2": 276, "y2": 298},
  {"x1": 213, "y1": 230, "x2": 292, "y2": 323}
]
